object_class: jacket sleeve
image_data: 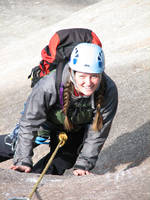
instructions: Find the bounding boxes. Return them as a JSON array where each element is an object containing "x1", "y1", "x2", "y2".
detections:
[
  {"x1": 13, "y1": 74, "x2": 57, "y2": 167},
  {"x1": 74, "y1": 79, "x2": 118, "y2": 171}
]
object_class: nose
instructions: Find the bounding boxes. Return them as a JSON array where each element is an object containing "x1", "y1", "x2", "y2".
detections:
[{"x1": 85, "y1": 77, "x2": 92, "y2": 86}]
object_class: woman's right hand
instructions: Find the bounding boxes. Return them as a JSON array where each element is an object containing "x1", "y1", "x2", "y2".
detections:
[{"x1": 10, "y1": 165, "x2": 31, "y2": 173}]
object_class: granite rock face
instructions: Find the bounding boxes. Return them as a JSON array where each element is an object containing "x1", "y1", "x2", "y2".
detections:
[{"x1": 0, "y1": 0, "x2": 150, "y2": 199}]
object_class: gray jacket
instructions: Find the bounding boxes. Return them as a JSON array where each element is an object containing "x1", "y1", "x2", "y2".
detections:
[{"x1": 13, "y1": 66, "x2": 118, "y2": 171}]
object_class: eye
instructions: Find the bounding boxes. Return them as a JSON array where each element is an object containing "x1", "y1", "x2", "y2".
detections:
[
  {"x1": 91, "y1": 74, "x2": 99, "y2": 78},
  {"x1": 79, "y1": 75, "x2": 86, "y2": 78},
  {"x1": 92, "y1": 75, "x2": 97, "y2": 78}
]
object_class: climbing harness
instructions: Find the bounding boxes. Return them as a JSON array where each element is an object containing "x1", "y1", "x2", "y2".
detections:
[{"x1": 8, "y1": 132, "x2": 68, "y2": 200}]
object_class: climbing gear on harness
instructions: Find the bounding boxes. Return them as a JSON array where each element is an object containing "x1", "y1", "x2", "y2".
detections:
[
  {"x1": 8, "y1": 132, "x2": 68, "y2": 200},
  {"x1": 35, "y1": 136, "x2": 50, "y2": 144},
  {"x1": 35, "y1": 128, "x2": 51, "y2": 144},
  {"x1": 4, "y1": 104, "x2": 26, "y2": 151},
  {"x1": 69, "y1": 43, "x2": 105, "y2": 74}
]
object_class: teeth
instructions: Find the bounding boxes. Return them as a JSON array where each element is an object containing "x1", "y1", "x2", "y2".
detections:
[{"x1": 84, "y1": 86, "x2": 93, "y2": 89}]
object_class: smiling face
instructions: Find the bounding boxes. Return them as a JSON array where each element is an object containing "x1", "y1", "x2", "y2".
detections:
[{"x1": 74, "y1": 71, "x2": 101, "y2": 96}]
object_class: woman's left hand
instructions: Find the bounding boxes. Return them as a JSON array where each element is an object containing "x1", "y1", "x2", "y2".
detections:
[{"x1": 73, "y1": 169, "x2": 91, "y2": 176}]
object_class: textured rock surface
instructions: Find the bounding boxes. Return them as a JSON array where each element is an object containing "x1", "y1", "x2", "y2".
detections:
[{"x1": 0, "y1": 0, "x2": 150, "y2": 199}]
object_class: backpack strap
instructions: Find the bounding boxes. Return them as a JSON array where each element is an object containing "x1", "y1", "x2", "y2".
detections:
[{"x1": 56, "y1": 61, "x2": 67, "y2": 108}]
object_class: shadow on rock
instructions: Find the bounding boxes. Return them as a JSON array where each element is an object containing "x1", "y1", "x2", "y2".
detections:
[{"x1": 93, "y1": 121, "x2": 150, "y2": 174}]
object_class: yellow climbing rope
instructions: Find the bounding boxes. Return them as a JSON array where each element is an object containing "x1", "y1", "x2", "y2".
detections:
[{"x1": 28, "y1": 132, "x2": 68, "y2": 200}]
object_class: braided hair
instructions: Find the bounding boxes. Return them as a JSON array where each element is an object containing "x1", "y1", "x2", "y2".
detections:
[
  {"x1": 63, "y1": 81, "x2": 74, "y2": 131},
  {"x1": 92, "y1": 75, "x2": 106, "y2": 131}
]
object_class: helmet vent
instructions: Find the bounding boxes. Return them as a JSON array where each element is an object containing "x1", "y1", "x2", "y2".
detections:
[
  {"x1": 98, "y1": 52, "x2": 102, "y2": 62},
  {"x1": 73, "y1": 58, "x2": 77, "y2": 64},
  {"x1": 73, "y1": 48, "x2": 79, "y2": 64},
  {"x1": 74, "y1": 48, "x2": 79, "y2": 57}
]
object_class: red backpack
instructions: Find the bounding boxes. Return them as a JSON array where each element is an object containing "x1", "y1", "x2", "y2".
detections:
[{"x1": 28, "y1": 28, "x2": 102, "y2": 89}]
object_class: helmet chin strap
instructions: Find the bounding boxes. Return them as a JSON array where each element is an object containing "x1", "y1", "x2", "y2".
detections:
[{"x1": 70, "y1": 70, "x2": 78, "y2": 89}]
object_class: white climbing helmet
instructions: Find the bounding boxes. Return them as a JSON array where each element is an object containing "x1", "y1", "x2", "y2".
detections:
[{"x1": 69, "y1": 43, "x2": 105, "y2": 74}]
